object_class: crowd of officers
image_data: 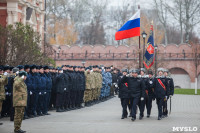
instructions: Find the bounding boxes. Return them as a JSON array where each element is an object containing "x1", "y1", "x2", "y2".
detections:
[
  {"x1": 0, "y1": 64, "x2": 115, "y2": 133},
  {"x1": 0, "y1": 64, "x2": 174, "y2": 132},
  {"x1": 118, "y1": 68, "x2": 174, "y2": 121}
]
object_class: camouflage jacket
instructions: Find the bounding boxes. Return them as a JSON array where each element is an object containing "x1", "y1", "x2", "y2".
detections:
[
  {"x1": 85, "y1": 71, "x2": 92, "y2": 90},
  {"x1": 0, "y1": 74, "x2": 8, "y2": 100},
  {"x1": 13, "y1": 76, "x2": 27, "y2": 107},
  {"x1": 90, "y1": 72, "x2": 96, "y2": 89},
  {"x1": 96, "y1": 72, "x2": 102, "y2": 88}
]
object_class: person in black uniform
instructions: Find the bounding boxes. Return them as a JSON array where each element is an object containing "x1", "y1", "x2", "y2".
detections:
[
  {"x1": 118, "y1": 68, "x2": 129, "y2": 119},
  {"x1": 146, "y1": 70, "x2": 155, "y2": 118},
  {"x1": 55, "y1": 68, "x2": 65, "y2": 112},
  {"x1": 163, "y1": 69, "x2": 174, "y2": 117},
  {"x1": 121, "y1": 69, "x2": 145, "y2": 121},
  {"x1": 138, "y1": 68, "x2": 148, "y2": 120},
  {"x1": 153, "y1": 68, "x2": 169, "y2": 120}
]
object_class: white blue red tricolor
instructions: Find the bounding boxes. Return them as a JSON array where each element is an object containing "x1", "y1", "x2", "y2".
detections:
[
  {"x1": 143, "y1": 24, "x2": 155, "y2": 69},
  {"x1": 115, "y1": 10, "x2": 140, "y2": 40}
]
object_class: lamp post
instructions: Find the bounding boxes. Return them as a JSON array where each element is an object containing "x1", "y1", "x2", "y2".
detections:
[
  {"x1": 154, "y1": 44, "x2": 158, "y2": 76},
  {"x1": 57, "y1": 46, "x2": 61, "y2": 58},
  {"x1": 142, "y1": 31, "x2": 147, "y2": 68},
  {"x1": 82, "y1": 60, "x2": 86, "y2": 66}
]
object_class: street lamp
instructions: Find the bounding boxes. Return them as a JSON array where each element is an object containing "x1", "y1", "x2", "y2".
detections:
[
  {"x1": 142, "y1": 31, "x2": 147, "y2": 68},
  {"x1": 82, "y1": 60, "x2": 86, "y2": 66},
  {"x1": 154, "y1": 44, "x2": 158, "y2": 76},
  {"x1": 57, "y1": 46, "x2": 61, "y2": 58}
]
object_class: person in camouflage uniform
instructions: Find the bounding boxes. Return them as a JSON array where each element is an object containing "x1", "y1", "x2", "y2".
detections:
[
  {"x1": 92, "y1": 66, "x2": 99, "y2": 103},
  {"x1": 90, "y1": 67, "x2": 96, "y2": 104},
  {"x1": 0, "y1": 66, "x2": 8, "y2": 125},
  {"x1": 84, "y1": 67, "x2": 92, "y2": 106},
  {"x1": 13, "y1": 71, "x2": 28, "y2": 133},
  {"x1": 96, "y1": 67, "x2": 102, "y2": 101}
]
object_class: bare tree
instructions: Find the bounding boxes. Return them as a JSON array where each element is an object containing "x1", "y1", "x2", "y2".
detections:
[{"x1": 153, "y1": 0, "x2": 168, "y2": 45}]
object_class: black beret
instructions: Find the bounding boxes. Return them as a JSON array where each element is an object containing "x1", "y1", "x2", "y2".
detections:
[
  {"x1": 9, "y1": 66, "x2": 14, "y2": 71},
  {"x1": 43, "y1": 66, "x2": 49, "y2": 70},
  {"x1": 4, "y1": 65, "x2": 10, "y2": 71},
  {"x1": 24, "y1": 65, "x2": 30, "y2": 70},
  {"x1": 17, "y1": 65, "x2": 24, "y2": 70},
  {"x1": 0, "y1": 66, "x2": 3, "y2": 71},
  {"x1": 65, "y1": 65, "x2": 69, "y2": 67},
  {"x1": 30, "y1": 65, "x2": 37, "y2": 70}
]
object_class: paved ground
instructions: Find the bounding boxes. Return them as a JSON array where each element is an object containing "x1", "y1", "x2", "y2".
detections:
[{"x1": 0, "y1": 94, "x2": 200, "y2": 133}]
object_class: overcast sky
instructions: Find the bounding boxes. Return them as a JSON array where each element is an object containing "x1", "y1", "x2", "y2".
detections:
[{"x1": 108, "y1": 0, "x2": 200, "y2": 38}]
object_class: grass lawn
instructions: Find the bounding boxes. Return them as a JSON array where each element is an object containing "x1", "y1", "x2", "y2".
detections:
[{"x1": 174, "y1": 88, "x2": 200, "y2": 95}]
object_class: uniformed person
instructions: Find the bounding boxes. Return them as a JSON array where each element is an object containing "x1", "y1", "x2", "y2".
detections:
[
  {"x1": 118, "y1": 68, "x2": 129, "y2": 119},
  {"x1": 84, "y1": 67, "x2": 92, "y2": 106},
  {"x1": 146, "y1": 70, "x2": 155, "y2": 118},
  {"x1": 121, "y1": 69, "x2": 145, "y2": 121},
  {"x1": 153, "y1": 68, "x2": 169, "y2": 120},
  {"x1": 13, "y1": 71, "x2": 28, "y2": 133},
  {"x1": 0, "y1": 66, "x2": 8, "y2": 125},
  {"x1": 138, "y1": 68, "x2": 148, "y2": 120},
  {"x1": 163, "y1": 69, "x2": 174, "y2": 117}
]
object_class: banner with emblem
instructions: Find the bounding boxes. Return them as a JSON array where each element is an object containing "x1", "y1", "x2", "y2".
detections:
[{"x1": 143, "y1": 23, "x2": 155, "y2": 69}]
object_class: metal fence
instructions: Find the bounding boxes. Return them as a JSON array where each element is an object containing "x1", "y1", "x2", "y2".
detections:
[{"x1": 52, "y1": 52, "x2": 200, "y2": 61}]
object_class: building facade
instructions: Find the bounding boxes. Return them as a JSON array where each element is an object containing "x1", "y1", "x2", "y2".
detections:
[
  {"x1": 52, "y1": 44, "x2": 200, "y2": 89},
  {"x1": 0, "y1": 0, "x2": 45, "y2": 42}
]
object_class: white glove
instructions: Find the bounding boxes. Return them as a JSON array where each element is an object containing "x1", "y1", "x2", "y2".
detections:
[
  {"x1": 165, "y1": 96, "x2": 168, "y2": 99},
  {"x1": 114, "y1": 84, "x2": 118, "y2": 88},
  {"x1": 39, "y1": 92, "x2": 42, "y2": 95},
  {"x1": 44, "y1": 92, "x2": 47, "y2": 94},
  {"x1": 30, "y1": 91, "x2": 33, "y2": 95},
  {"x1": 141, "y1": 97, "x2": 144, "y2": 101},
  {"x1": 6, "y1": 92, "x2": 9, "y2": 95},
  {"x1": 16, "y1": 71, "x2": 19, "y2": 74},
  {"x1": 149, "y1": 81, "x2": 153, "y2": 84},
  {"x1": 64, "y1": 88, "x2": 67, "y2": 91},
  {"x1": 169, "y1": 95, "x2": 172, "y2": 98},
  {"x1": 4, "y1": 72, "x2": 8, "y2": 76},
  {"x1": 126, "y1": 74, "x2": 130, "y2": 77},
  {"x1": 21, "y1": 75, "x2": 25, "y2": 79}
]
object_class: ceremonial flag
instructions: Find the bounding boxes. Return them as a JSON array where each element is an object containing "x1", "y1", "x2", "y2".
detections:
[
  {"x1": 143, "y1": 24, "x2": 155, "y2": 69},
  {"x1": 115, "y1": 10, "x2": 140, "y2": 40}
]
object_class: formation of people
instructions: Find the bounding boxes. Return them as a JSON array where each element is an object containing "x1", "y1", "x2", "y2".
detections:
[
  {"x1": 0, "y1": 64, "x2": 115, "y2": 133},
  {"x1": 0, "y1": 64, "x2": 174, "y2": 132},
  {"x1": 118, "y1": 68, "x2": 174, "y2": 121}
]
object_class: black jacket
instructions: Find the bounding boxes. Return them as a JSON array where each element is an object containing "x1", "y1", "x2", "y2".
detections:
[
  {"x1": 153, "y1": 77, "x2": 169, "y2": 98},
  {"x1": 146, "y1": 77, "x2": 155, "y2": 97},
  {"x1": 118, "y1": 76, "x2": 129, "y2": 98},
  {"x1": 55, "y1": 73, "x2": 66, "y2": 93},
  {"x1": 121, "y1": 76, "x2": 145, "y2": 98},
  {"x1": 166, "y1": 77, "x2": 174, "y2": 95}
]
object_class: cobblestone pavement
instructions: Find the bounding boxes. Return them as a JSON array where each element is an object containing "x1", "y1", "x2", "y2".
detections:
[{"x1": 0, "y1": 94, "x2": 200, "y2": 133}]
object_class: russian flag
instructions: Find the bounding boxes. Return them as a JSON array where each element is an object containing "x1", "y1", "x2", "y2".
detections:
[{"x1": 115, "y1": 10, "x2": 140, "y2": 40}]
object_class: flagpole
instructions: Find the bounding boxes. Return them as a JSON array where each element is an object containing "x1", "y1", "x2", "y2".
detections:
[{"x1": 138, "y1": 5, "x2": 141, "y2": 68}]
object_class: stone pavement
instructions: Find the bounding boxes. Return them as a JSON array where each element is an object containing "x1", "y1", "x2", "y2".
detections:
[{"x1": 0, "y1": 94, "x2": 200, "y2": 133}]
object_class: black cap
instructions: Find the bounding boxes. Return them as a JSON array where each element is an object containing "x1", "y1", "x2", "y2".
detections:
[
  {"x1": 24, "y1": 65, "x2": 30, "y2": 70},
  {"x1": 43, "y1": 66, "x2": 49, "y2": 70},
  {"x1": 17, "y1": 65, "x2": 24, "y2": 70},
  {"x1": 4, "y1": 65, "x2": 10, "y2": 71},
  {"x1": 0, "y1": 66, "x2": 4, "y2": 71},
  {"x1": 30, "y1": 65, "x2": 37, "y2": 70},
  {"x1": 9, "y1": 66, "x2": 14, "y2": 71}
]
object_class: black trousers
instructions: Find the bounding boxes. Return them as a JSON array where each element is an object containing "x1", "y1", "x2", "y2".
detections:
[
  {"x1": 70, "y1": 90, "x2": 76, "y2": 106},
  {"x1": 49, "y1": 90, "x2": 57, "y2": 109},
  {"x1": 131, "y1": 97, "x2": 140, "y2": 118},
  {"x1": 75, "y1": 90, "x2": 80, "y2": 106},
  {"x1": 56, "y1": 93, "x2": 64, "y2": 108},
  {"x1": 28, "y1": 92, "x2": 39, "y2": 115},
  {"x1": 63, "y1": 91, "x2": 70, "y2": 108},
  {"x1": 147, "y1": 96, "x2": 154, "y2": 115},
  {"x1": 156, "y1": 97, "x2": 164, "y2": 117},
  {"x1": 80, "y1": 90, "x2": 84, "y2": 104},
  {"x1": 2, "y1": 95, "x2": 12, "y2": 116},
  {"x1": 128, "y1": 98, "x2": 133, "y2": 114},
  {"x1": 138, "y1": 97, "x2": 147, "y2": 117},
  {"x1": 43, "y1": 92, "x2": 51, "y2": 114},
  {"x1": 120, "y1": 98, "x2": 129, "y2": 117},
  {"x1": 37, "y1": 94, "x2": 44, "y2": 115}
]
